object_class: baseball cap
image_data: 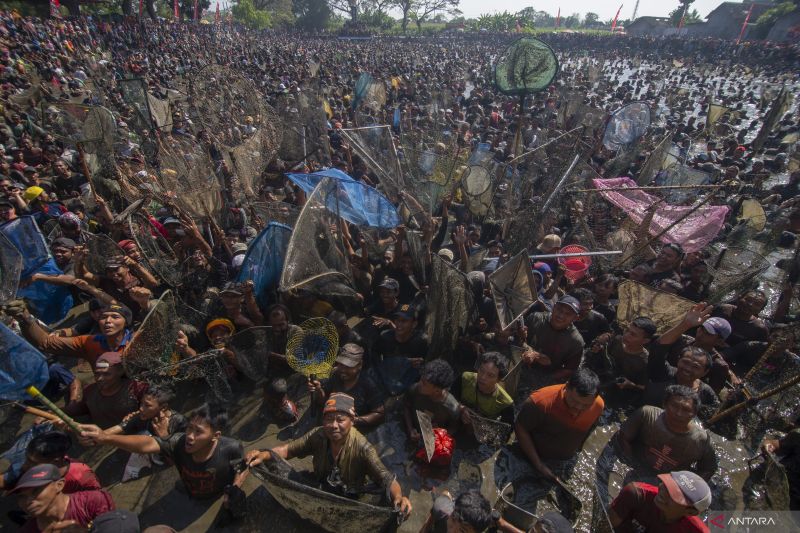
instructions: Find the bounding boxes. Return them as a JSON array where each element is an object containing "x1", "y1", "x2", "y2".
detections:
[
  {"x1": 393, "y1": 304, "x2": 416, "y2": 320},
  {"x1": 162, "y1": 217, "x2": 182, "y2": 226},
  {"x1": 95, "y1": 351, "x2": 123, "y2": 369},
  {"x1": 231, "y1": 242, "x2": 248, "y2": 255},
  {"x1": 379, "y1": 277, "x2": 400, "y2": 291},
  {"x1": 51, "y1": 237, "x2": 76, "y2": 250},
  {"x1": 9, "y1": 464, "x2": 62, "y2": 493},
  {"x1": 205, "y1": 317, "x2": 235, "y2": 337},
  {"x1": 220, "y1": 281, "x2": 243, "y2": 295},
  {"x1": 533, "y1": 261, "x2": 552, "y2": 274},
  {"x1": 323, "y1": 392, "x2": 356, "y2": 417},
  {"x1": 89, "y1": 510, "x2": 141, "y2": 533},
  {"x1": 336, "y1": 343, "x2": 364, "y2": 367},
  {"x1": 657, "y1": 471, "x2": 712, "y2": 513},
  {"x1": 556, "y1": 295, "x2": 581, "y2": 315},
  {"x1": 701, "y1": 317, "x2": 731, "y2": 340}
]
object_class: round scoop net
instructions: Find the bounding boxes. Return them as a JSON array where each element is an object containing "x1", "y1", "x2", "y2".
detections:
[{"x1": 285, "y1": 318, "x2": 339, "y2": 378}]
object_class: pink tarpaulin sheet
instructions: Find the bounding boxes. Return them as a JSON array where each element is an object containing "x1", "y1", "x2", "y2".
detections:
[{"x1": 592, "y1": 177, "x2": 728, "y2": 253}]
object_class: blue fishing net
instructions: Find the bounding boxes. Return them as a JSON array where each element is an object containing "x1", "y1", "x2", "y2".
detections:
[
  {"x1": 236, "y1": 222, "x2": 292, "y2": 309},
  {"x1": 0, "y1": 322, "x2": 49, "y2": 401}
]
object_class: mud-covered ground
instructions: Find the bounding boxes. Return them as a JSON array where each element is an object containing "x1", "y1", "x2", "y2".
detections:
[{"x1": 1, "y1": 358, "x2": 796, "y2": 532}]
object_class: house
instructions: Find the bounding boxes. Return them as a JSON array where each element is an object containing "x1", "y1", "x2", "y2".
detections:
[
  {"x1": 766, "y1": 9, "x2": 800, "y2": 41},
  {"x1": 702, "y1": 1, "x2": 774, "y2": 39},
  {"x1": 626, "y1": 16, "x2": 672, "y2": 36}
]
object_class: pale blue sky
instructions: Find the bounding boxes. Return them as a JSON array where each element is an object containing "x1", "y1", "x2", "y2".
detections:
[{"x1": 220, "y1": 0, "x2": 731, "y2": 21}]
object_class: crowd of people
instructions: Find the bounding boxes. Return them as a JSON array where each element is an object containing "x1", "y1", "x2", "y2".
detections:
[{"x1": 0, "y1": 9, "x2": 798, "y2": 533}]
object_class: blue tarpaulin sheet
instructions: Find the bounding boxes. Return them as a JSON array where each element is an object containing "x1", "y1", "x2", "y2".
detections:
[{"x1": 286, "y1": 170, "x2": 400, "y2": 229}]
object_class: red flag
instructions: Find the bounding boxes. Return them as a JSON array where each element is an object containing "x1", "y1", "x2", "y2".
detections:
[
  {"x1": 193, "y1": 0, "x2": 198, "y2": 20},
  {"x1": 736, "y1": 3, "x2": 754, "y2": 44},
  {"x1": 556, "y1": 8, "x2": 561, "y2": 28},
  {"x1": 611, "y1": 4, "x2": 623, "y2": 32},
  {"x1": 678, "y1": 3, "x2": 688, "y2": 28},
  {"x1": 215, "y1": 2, "x2": 220, "y2": 23},
  {"x1": 139, "y1": 0, "x2": 143, "y2": 17},
  {"x1": 174, "y1": 0, "x2": 179, "y2": 20}
]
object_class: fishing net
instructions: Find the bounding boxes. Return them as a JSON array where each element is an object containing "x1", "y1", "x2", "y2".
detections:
[
  {"x1": 250, "y1": 201, "x2": 300, "y2": 227},
  {"x1": 705, "y1": 246, "x2": 770, "y2": 304},
  {"x1": 616, "y1": 280, "x2": 695, "y2": 335},
  {"x1": 0, "y1": 216, "x2": 51, "y2": 278},
  {"x1": 124, "y1": 291, "x2": 182, "y2": 379},
  {"x1": 226, "y1": 326, "x2": 272, "y2": 381},
  {"x1": 467, "y1": 410, "x2": 513, "y2": 448},
  {"x1": 279, "y1": 178, "x2": 356, "y2": 301},
  {"x1": 250, "y1": 459, "x2": 395, "y2": 533},
  {"x1": 125, "y1": 291, "x2": 233, "y2": 403},
  {"x1": 82, "y1": 233, "x2": 126, "y2": 275},
  {"x1": 602, "y1": 102, "x2": 651, "y2": 151},
  {"x1": 494, "y1": 37, "x2": 559, "y2": 95},
  {"x1": 637, "y1": 133, "x2": 673, "y2": 186},
  {"x1": 128, "y1": 212, "x2": 181, "y2": 287},
  {"x1": 425, "y1": 255, "x2": 475, "y2": 364},
  {"x1": 488, "y1": 250, "x2": 536, "y2": 331},
  {"x1": 118, "y1": 78, "x2": 158, "y2": 133},
  {"x1": 186, "y1": 65, "x2": 262, "y2": 146},
  {"x1": 404, "y1": 229, "x2": 428, "y2": 285},
  {"x1": 656, "y1": 164, "x2": 714, "y2": 204},
  {"x1": 589, "y1": 481, "x2": 615, "y2": 533},
  {"x1": 285, "y1": 317, "x2": 339, "y2": 379},
  {"x1": 275, "y1": 88, "x2": 329, "y2": 166},
  {"x1": 39, "y1": 102, "x2": 116, "y2": 155},
  {"x1": 461, "y1": 165, "x2": 493, "y2": 197},
  {"x1": 236, "y1": 222, "x2": 292, "y2": 309},
  {"x1": 157, "y1": 137, "x2": 223, "y2": 217},
  {"x1": 0, "y1": 322, "x2": 49, "y2": 401},
  {"x1": 744, "y1": 452, "x2": 791, "y2": 512},
  {"x1": 340, "y1": 125, "x2": 404, "y2": 200},
  {"x1": 505, "y1": 154, "x2": 590, "y2": 257},
  {"x1": 0, "y1": 231, "x2": 23, "y2": 305}
]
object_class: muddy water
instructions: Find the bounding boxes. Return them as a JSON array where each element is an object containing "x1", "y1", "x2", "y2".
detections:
[{"x1": 0, "y1": 362, "x2": 793, "y2": 533}]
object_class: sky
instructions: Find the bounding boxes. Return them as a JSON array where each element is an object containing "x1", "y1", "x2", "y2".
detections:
[
  {"x1": 219, "y1": 0, "x2": 730, "y2": 21},
  {"x1": 453, "y1": 0, "x2": 726, "y2": 21}
]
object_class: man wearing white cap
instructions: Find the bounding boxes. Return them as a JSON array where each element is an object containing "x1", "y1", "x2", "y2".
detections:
[{"x1": 609, "y1": 470, "x2": 711, "y2": 532}]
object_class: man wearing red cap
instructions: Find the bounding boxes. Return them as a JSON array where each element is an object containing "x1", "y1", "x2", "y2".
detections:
[
  {"x1": 10, "y1": 464, "x2": 115, "y2": 533},
  {"x1": 609, "y1": 470, "x2": 712, "y2": 532},
  {"x1": 245, "y1": 393, "x2": 412, "y2": 516}
]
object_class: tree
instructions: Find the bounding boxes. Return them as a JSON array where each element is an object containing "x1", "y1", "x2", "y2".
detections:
[
  {"x1": 407, "y1": 0, "x2": 459, "y2": 32},
  {"x1": 294, "y1": 0, "x2": 332, "y2": 30},
  {"x1": 563, "y1": 13, "x2": 581, "y2": 28},
  {"x1": 328, "y1": 0, "x2": 373, "y2": 23},
  {"x1": 231, "y1": 0, "x2": 272, "y2": 28},
  {"x1": 752, "y1": 1, "x2": 797, "y2": 38},
  {"x1": 668, "y1": 5, "x2": 701, "y2": 25},
  {"x1": 584, "y1": 12, "x2": 599, "y2": 27}
]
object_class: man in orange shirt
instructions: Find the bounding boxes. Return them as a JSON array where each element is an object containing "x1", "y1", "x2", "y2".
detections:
[{"x1": 514, "y1": 367, "x2": 604, "y2": 482}]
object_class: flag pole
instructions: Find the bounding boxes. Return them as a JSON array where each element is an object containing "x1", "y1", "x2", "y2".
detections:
[{"x1": 736, "y1": 3, "x2": 754, "y2": 45}]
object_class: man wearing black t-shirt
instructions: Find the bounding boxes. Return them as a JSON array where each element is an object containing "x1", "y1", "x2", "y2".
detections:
[
  {"x1": 371, "y1": 304, "x2": 430, "y2": 395},
  {"x1": 80, "y1": 404, "x2": 245, "y2": 502}
]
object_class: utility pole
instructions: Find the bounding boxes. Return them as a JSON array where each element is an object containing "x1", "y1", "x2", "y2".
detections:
[{"x1": 631, "y1": 0, "x2": 640, "y2": 20}]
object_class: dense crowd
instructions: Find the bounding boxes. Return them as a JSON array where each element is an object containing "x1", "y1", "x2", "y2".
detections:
[{"x1": 0, "y1": 10, "x2": 798, "y2": 533}]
